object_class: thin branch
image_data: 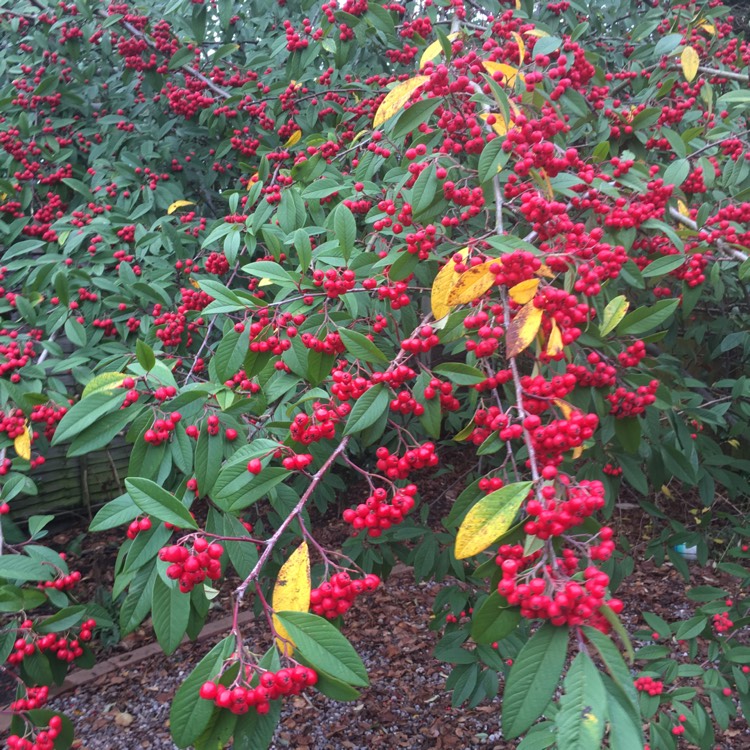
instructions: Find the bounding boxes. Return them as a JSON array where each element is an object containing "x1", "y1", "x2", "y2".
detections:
[{"x1": 668, "y1": 206, "x2": 749, "y2": 263}]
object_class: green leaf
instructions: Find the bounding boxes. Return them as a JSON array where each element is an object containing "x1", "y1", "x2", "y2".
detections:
[
  {"x1": 125, "y1": 478, "x2": 198, "y2": 529},
  {"x1": 170, "y1": 636, "x2": 234, "y2": 748},
  {"x1": 617, "y1": 299, "x2": 680, "y2": 336},
  {"x1": 67, "y1": 406, "x2": 135, "y2": 458},
  {"x1": 343, "y1": 383, "x2": 390, "y2": 435},
  {"x1": 555, "y1": 652, "x2": 607, "y2": 750},
  {"x1": 641, "y1": 254, "x2": 686, "y2": 278},
  {"x1": 433, "y1": 362, "x2": 486, "y2": 385},
  {"x1": 222, "y1": 512, "x2": 258, "y2": 579},
  {"x1": 152, "y1": 576, "x2": 190, "y2": 655},
  {"x1": 35, "y1": 606, "x2": 86, "y2": 634},
  {"x1": 275, "y1": 611, "x2": 368, "y2": 687},
  {"x1": 233, "y1": 699, "x2": 281, "y2": 750},
  {"x1": 135, "y1": 340, "x2": 156, "y2": 371},
  {"x1": 194, "y1": 427, "x2": 223, "y2": 497},
  {"x1": 332, "y1": 202, "x2": 356, "y2": 260},
  {"x1": 81, "y1": 371, "x2": 128, "y2": 399},
  {"x1": 215, "y1": 324, "x2": 250, "y2": 382},
  {"x1": 241, "y1": 260, "x2": 296, "y2": 285},
  {"x1": 338, "y1": 328, "x2": 389, "y2": 364},
  {"x1": 675, "y1": 615, "x2": 708, "y2": 640},
  {"x1": 90, "y1": 493, "x2": 139, "y2": 532},
  {"x1": 615, "y1": 417, "x2": 641, "y2": 453},
  {"x1": 502, "y1": 623, "x2": 569, "y2": 738},
  {"x1": 168, "y1": 47, "x2": 196, "y2": 70},
  {"x1": 470, "y1": 592, "x2": 521, "y2": 644},
  {"x1": 52, "y1": 390, "x2": 127, "y2": 445},
  {"x1": 0, "y1": 555, "x2": 54, "y2": 582},
  {"x1": 581, "y1": 626, "x2": 639, "y2": 714}
]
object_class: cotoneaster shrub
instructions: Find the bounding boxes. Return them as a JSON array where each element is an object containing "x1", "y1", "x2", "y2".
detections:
[{"x1": 0, "y1": 0, "x2": 750, "y2": 748}]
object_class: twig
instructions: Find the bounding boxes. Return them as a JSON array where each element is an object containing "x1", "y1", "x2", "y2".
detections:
[{"x1": 668, "y1": 206, "x2": 749, "y2": 263}]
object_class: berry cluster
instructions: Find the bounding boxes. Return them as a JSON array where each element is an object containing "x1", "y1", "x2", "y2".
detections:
[
  {"x1": 38, "y1": 569, "x2": 82, "y2": 591},
  {"x1": 280, "y1": 452, "x2": 313, "y2": 471},
  {"x1": 127, "y1": 516, "x2": 152, "y2": 539},
  {"x1": 7, "y1": 715, "x2": 63, "y2": 750},
  {"x1": 29, "y1": 403, "x2": 67, "y2": 440},
  {"x1": 311, "y1": 267, "x2": 356, "y2": 298},
  {"x1": 199, "y1": 666, "x2": 318, "y2": 715},
  {"x1": 607, "y1": 381, "x2": 658, "y2": 418},
  {"x1": 10, "y1": 685, "x2": 49, "y2": 712},
  {"x1": 524, "y1": 480, "x2": 607, "y2": 540},
  {"x1": 618, "y1": 339, "x2": 647, "y2": 368},
  {"x1": 342, "y1": 485, "x2": 417, "y2": 537},
  {"x1": 400, "y1": 324, "x2": 440, "y2": 353},
  {"x1": 159, "y1": 537, "x2": 223, "y2": 593},
  {"x1": 289, "y1": 403, "x2": 349, "y2": 444},
  {"x1": 375, "y1": 442, "x2": 438, "y2": 479},
  {"x1": 497, "y1": 559, "x2": 621, "y2": 631},
  {"x1": 310, "y1": 572, "x2": 380, "y2": 619},
  {"x1": 713, "y1": 610, "x2": 734, "y2": 634},
  {"x1": 0, "y1": 408, "x2": 28, "y2": 439},
  {"x1": 143, "y1": 412, "x2": 181, "y2": 445},
  {"x1": 7, "y1": 618, "x2": 95, "y2": 666},
  {"x1": 634, "y1": 676, "x2": 664, "y2": 696}
]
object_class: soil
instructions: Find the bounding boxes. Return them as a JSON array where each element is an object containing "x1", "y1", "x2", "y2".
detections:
[{"x1": 3, "y1": 453, "x2": 750, "y2": 749}]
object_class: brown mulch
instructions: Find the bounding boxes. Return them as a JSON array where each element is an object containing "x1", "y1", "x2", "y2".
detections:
[{"x1": 4, "y1": 456, "x2": 750, "y2": 748}]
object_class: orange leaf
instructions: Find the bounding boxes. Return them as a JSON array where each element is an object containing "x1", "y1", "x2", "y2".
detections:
[
  {"x1": 506, "y1": 301, "x2": 543, "y2": 358},
  {"x1": 446, "y1": 261, "x2": 497, "y2": 306},
  {"x1": 546, "y1": 319, "x2": 564, "y2": 356},
  {"x1": 509, "y1": 278, "x2": 539, "y2": 304}
]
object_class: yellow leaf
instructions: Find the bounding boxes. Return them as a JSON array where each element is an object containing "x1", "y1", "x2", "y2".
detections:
[
  {"x1": 479, "y1": 112, "x2": 508, "y2": 137},
  {"x1": 283, "y1": 130, "x2": 302, "y2": 148},
  {"x1": 681, "y1": 46, "x2": 700, "y2": 82},
  {"x1": 699, "y1": 22, "x2": 716, "y2": 35},
  {"x1": 515, "y1": 0, "x2": 521, "y2": 8},
  {"x1": 446, "y1": 261, "x2": 497, "y2": 306},
  {"x1": 509, "y1": 278, "x2": 539, "y2": 304},
  {"x1": 524, "y1": 29, "x2": 550, "y2": 38},
  {"x1": 455, "y1": 481, "x2": 533, "y2": 559},
  {"x1": 482, "y1": 61, "x2": 525, "y2": 88},
  {"x1": 571, "y1": 445, "x2": 583, "y2": 460},
  {"x1": 599, "y1": 295, "x2": 630, "y2": 337},
  {"x1": 373, "y1": 76, "x2": 429, "y2": 129},
  {"x1": 511, "y1": 32, "x2": 525, "y2": 64},
  {"x1": 453, "y1": 420, "x2": 476, "y2": 442},
  {"x1": 537, "y1": 168, "x2": 554, "y2": 200},
  {"x1": 14, "y1": 425, "x2": 31, "y2": 461},
  {"x1": 677, "y1": 199, "x2": 690, "y2": 217},
  {"x1": 272, "y1": 542, "x2": 311, "y2": 654},
  {"x1": 506, "y1": 301, "x2": 543, "y2": 358},
  {"x1": 420, "y1": 33, "x2": 458, "y2": 67},
  {"x1": 661, "y1": 484, "x2": 673, "y2": 498},
  {"x1": 554, "y1": 399, "x2": 573, "y2": 420},
  {"x1": 430, "y1": 249, "x2": 468, "y2": 319},
  {"x1": 167, "y1": 200, "x2": 195, "y2": 215},
  {"x1": 189, "y1": 277, "x2": 201, "y2": 289},
  {"x1": 258, "y1": 278, "x2": 273, "y2": 288},
  {"x1": 536, "y1": 264, "x2": 555, "y2": 279},
  {"x1": 81, "y1": 371, "x2": 128, "y2": 399},
  {"x1": 546, "y1": 318, "x2": 564, "y2": 356}
]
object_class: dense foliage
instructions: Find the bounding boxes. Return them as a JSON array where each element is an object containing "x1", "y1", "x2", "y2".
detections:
[{"x1": 1, "y1": 0, "x2": 750, "y2": 747}]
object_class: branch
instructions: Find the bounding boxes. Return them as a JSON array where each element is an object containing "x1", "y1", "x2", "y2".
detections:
[{"x1": 668, "y1": 206, "x2": 749, "y2": 263}]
